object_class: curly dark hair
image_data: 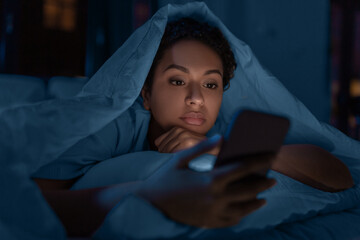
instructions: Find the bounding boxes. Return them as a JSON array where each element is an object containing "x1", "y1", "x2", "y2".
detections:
[{"x1": 144, "y1": 17, "x2": 236, "y2": 92}]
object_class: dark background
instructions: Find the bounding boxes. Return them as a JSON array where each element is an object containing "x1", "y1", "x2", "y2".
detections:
[{"x1": 0, "y1": 0, "x2": 359, "y2": 138}]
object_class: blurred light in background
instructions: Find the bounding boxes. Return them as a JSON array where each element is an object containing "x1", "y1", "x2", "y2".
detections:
[
  {"x1": 43, "y1": 0, "x2": 77, "y2": 32},
  {"x1": 133, "y1": 0, "x2": 152, "y2": 29}
]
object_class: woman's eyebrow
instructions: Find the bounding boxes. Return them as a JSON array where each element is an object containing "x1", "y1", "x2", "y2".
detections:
[
  {"x1": 204, "y1": 69, "x2": 223, "y2": 77},
  {"x1": 163, "y1": 64, "x2": 222, "y2": 77},
  {"x1": 163, "y1": 64, "x2": 189, "y2": 73}
]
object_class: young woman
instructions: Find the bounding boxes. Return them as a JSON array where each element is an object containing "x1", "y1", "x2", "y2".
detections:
[{"x1": 32, "y1": 17, "x2": 353, "y2": 238}]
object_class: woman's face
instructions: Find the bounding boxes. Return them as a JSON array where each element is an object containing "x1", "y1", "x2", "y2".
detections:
[{"x1": 142, "y1": 39, "x2": 223, "y2": 135}]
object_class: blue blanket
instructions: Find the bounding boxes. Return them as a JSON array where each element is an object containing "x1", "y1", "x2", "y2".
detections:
[{"x1": 1, "y1": 2, "x2": 360, "y2": 239}]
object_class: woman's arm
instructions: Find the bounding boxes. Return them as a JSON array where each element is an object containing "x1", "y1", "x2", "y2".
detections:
[
  {"x1": 33, "y1": 136, "x2": 276, "y2": 237},
  {"x1": 272, "y1": 144, "x2": 354, "y2": 192},
  {"x1": 34, "y1": 178, "x2": 141, "y2": 237},
  {"x1": 154, "y1": 127, "x2": 354, "y2": 192}
]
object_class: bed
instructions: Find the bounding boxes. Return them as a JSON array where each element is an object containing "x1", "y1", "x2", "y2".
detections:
[
  {"x1": 1, "y1": 2, "x2": 360, "y2": 239},
  {"x1": 70, "y1": 150, "x2": 360, "y2": 240}
]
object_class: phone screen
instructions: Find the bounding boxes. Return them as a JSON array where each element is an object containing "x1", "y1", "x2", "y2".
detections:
[{"x1": 215, "y1": 110, "x2": 290, "y2": 167}]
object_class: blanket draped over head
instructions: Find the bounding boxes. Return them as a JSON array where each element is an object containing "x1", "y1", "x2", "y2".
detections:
[{"x1": 0, "y1": 2, "x2": 359, "y2": 240}]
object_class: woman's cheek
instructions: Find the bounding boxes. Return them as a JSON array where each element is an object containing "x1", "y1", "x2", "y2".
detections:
[
  {"x1": 152, "y1": 90, "x2": 182, "y2": 128},
  {"x1": 207, "y1": 91, "x2": 222, "y2": 112}
]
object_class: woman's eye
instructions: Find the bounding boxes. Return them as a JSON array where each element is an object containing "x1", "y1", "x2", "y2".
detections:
[
  {"x1": 204, "y1": 83, "x2": 218, "y2": 89},
  {"x1": 170, "y1": 79, "x2": 185, "y2": 86}
]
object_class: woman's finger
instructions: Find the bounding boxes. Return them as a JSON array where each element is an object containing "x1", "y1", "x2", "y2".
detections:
[
  {"x1": 154, "y1": 130, "x2": 170, "y2": 147},
  {"x1": 212, "y1": 154, "x2": 274, "y2": 188},
  {"x1": 222, "y1": 177, "x2": 276, "y2": 202},
  {"x1": 155, "y1": 127, "x2": 177, "y2": 148},
  {"x1": 156, "y1": 127, "x2": 183, "y2": 152},
  {"x1": 162, "y1": 137, "x2": 181, "y2": 153},
  {"x1": 200, "y1": 199, "x2": 267, "y2": 229},
  {"x1": 221, "y1": 199, "x2": 266, "y2": 219}
]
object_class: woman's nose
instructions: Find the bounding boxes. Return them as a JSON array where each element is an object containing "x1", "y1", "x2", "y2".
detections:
[{"x1": 185, "y1": 84, "x2": 204, "y2": 106}]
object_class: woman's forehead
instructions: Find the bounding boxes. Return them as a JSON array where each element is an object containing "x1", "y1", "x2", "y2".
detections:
[{"x1": 159, "y1": 39, "x2": 223, "y2": 72}]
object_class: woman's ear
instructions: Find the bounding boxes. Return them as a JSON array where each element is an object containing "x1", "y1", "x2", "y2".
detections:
[{"x1": 141, "y1": 87, "x2": 151, "y2": 111}]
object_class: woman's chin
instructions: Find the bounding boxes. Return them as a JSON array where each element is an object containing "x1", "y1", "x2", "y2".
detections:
[{"x1": 179, "y1": 124, "x2": 210, "y2": 136}]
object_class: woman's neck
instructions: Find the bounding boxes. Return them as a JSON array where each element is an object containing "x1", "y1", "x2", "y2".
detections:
[{"x1": 147, "y1": 117, "x2": 165, "y2": 151}]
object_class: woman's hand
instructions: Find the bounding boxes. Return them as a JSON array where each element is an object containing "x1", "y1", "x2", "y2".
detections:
[
  {"x1": 137, "y1": 136, "x2": 276, "y2": 228},
  {"x1": 155, "y1": 126, "x2": 221, "y2": 155}
]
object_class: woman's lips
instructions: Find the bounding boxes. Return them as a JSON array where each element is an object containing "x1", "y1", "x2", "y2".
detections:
[{"x1": 180, "y1": 112, "x2": 205, "y2": 126}]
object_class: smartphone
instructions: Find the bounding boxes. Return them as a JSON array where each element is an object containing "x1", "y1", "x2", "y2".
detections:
[{"x1": 214, "y1": 109, "x2": 290, "y2": 167}]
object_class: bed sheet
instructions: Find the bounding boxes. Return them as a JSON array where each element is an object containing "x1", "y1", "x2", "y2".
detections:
[
  {"x1": 183, "y1": 206, "x2": 360, "y2": 240},
  {"x1": 190, "y1": 159, "x2": 360, "y2": 240},
  {"x1": 74, "y1": 151, "x2": 360, "y2": 240}
]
